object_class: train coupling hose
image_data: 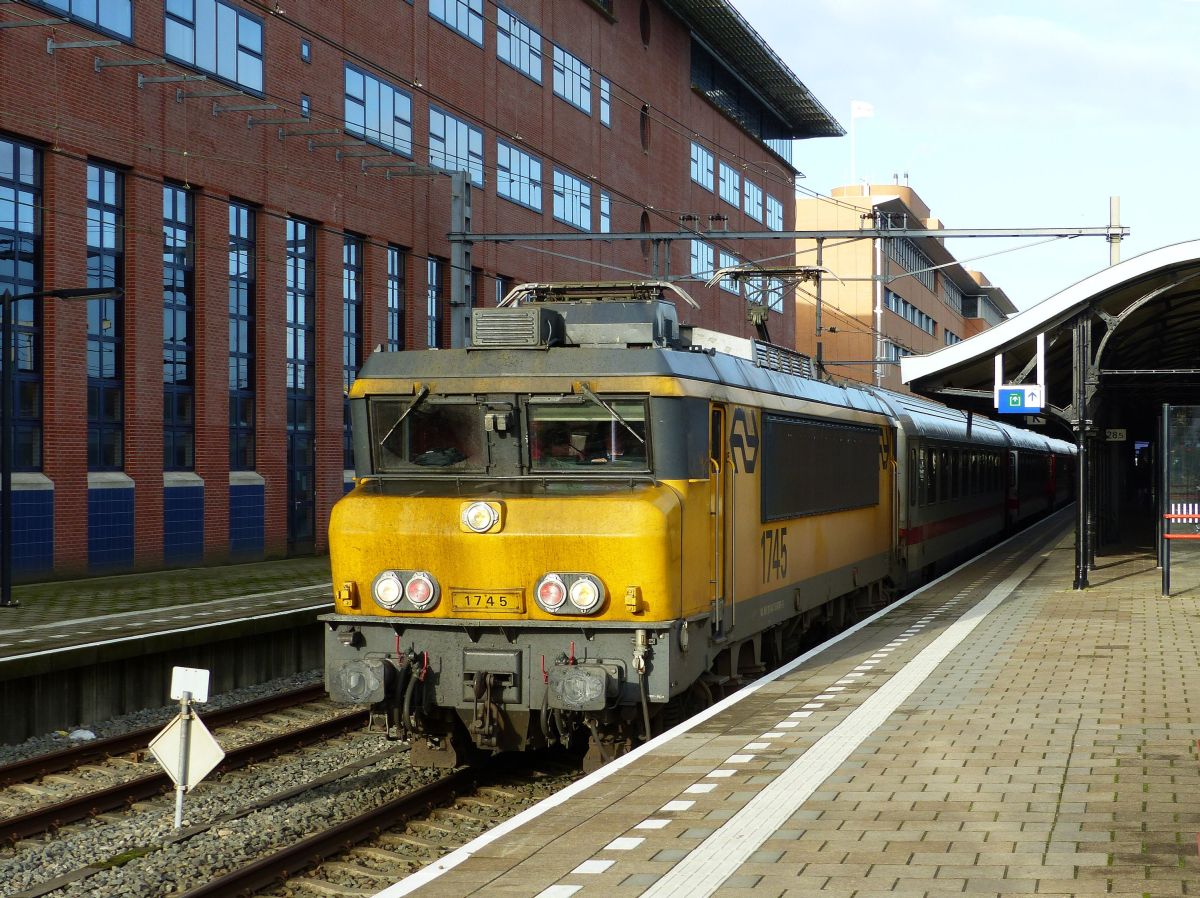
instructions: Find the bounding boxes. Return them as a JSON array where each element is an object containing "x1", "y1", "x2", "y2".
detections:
[{"x1": 633, "y1": 629, "x2": 652, "y2": 742}]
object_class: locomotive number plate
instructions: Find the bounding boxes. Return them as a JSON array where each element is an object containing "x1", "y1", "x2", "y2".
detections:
[{"x1": 451, "y1": 590, "x2": 525, "y2": 613}]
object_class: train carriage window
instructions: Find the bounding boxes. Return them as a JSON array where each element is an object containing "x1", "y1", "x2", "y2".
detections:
[
  {"x1": 909, "y1": 446, "x2": 919, "y2": 507},
  {"x1": 370, "y1": 396, "x2": 485, "y2": 472},
  {"x1": 927, "y1": 447, "x2": 938, "y2": 505},
  {"x1": 528, "y1": 397, "x2": 649, "y2": 472}
]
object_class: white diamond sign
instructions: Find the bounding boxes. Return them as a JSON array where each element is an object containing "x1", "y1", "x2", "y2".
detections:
[{"x1": 149, "y1": 712, "x2": 225, "y2": 792}]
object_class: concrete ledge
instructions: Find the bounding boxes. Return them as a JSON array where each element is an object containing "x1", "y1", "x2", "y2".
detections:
[
  {"x1": 164, "y1": 471, "x2": 204, "y2": 488},
  {"x1": 88, "y1": 471, "x2": 134, "y2": 489},
  {"x1": 0, "y1": 607, "x2": 326, "y2": 743},
  {"x1": 230, "y1": 470, "x2": 266, "y2": 487},
  {"x1": 12, "y1": 472, "x2": 53, "y2": 491}
]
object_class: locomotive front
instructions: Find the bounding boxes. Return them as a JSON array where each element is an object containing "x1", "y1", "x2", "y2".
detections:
[{"x1": 323, "y1": 286, "x2": 710, "y2": 768}]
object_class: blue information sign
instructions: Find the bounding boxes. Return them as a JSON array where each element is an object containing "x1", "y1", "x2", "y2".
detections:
[{"x1": 998, "y1": 386, "x2": 1042, "y2": 414}]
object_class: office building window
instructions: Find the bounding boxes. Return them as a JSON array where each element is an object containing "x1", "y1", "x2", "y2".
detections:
[
  {"x1": 599, "y1": 77, "x2": 611, "y2": 127},
  {"x1": 430, "y1": 0, "x2": 483, "y2": 45},
  {"x1": 229, "y1": 201, "x2": 255, "y2": 470},
  {"x1": 599, "y1": 191, "x2": 611, "y2": 234},
  {"x1": 943, "y1": 276, "x2": 964, "y2": 314},
  {"x1": 552, "y1": 45, "x2": 591, "y2": 113},
  {"x1": 690, "y1": 239, "x2": 713, "y2": 279},
  {"x1": 165, "y1": 0, "x2": 263, "y2": 93},
  {"x1": 3, "y1": 138, "x2": 42, "y2": 471},
  {"x1": 885, "y1": 289, "x2": 936, "y2": 335},
  {"x1": 944, "y1": 330, "x2": 961, "y2": 346},
  {"x1": 299, "y1": 95, "x2": 310, "y2": 119},
  {"x1": 429, "y1": 107, "x2": 484, "y2": 187},
  {"x1": 286, "y1": 218, "x2": 316, "y2": 548},
  {"x1": 387, "y1": 245, "x2": 405, "y2": 351},
  {"x1": 87, "y1": 162, "x2": 121, "y2": 471},
  {"x1": 765, "y1": 278, "x2": 784, "y2": 312},
  {"x1": 300, "y1": 38, "x2": 311, "y2": 63},
  {"x1": 497, "y1": 8, "x2": 541, "y2": 83},
  {"x1": 163, "y1": 183, "x2": 195, "y2": 470},
  {"x1": 743, "y1": 178, "x2": 763, "y2": 222},
  {"x1": 718, "y1": 251, "x2": 740, "y2": 294},
  {"x1": 342, "y1": 235, "x2": 363, "y2": 468},
  {"x1": 344, "y1": 65, "x2": 413, "y2": 156},
  {"x1": 34, "y1": 0, "x2": 130, "y2": 39},
  {"x1": 426, "y1": 257, "x2": 444, "y2": 348},
  {"x1": 718, "y1": 161, "x2": 739, "y2": 206},
  {"x1": 497, "y1": 141, "x2": 542, "y2": 211},
  {"x1": 766, "y1": 194, "x2": 783, "y2": 231},
  {"x1": 690, "y1": 142, "x2": 714, "y2": 191},
  {"x1": 884, "y1": 237, "x2": 936, "y2": 291},
  {"x1": 552, "y1": 169, "x2": 591, "y2": 231},
  {"x1": 494, "y1": 275, "x2": 512, "y2": 306}
]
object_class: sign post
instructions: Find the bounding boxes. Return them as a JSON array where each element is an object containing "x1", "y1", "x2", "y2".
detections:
[{"x1": 149, "y1": 667, "x2": 224, "y2": 828}]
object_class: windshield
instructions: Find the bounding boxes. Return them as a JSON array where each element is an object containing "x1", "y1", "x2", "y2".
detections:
[
  {"x1": 371, "y1": 399, "x2": 485, "y2": 473},
  {"x1": 529, "y1": 399, "x2": 649, "y2": 472}
]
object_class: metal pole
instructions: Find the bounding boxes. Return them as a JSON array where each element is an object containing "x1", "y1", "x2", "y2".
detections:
[
  {"x1": 815, "y1": 238, "x2": 824, "y2": 373},
  {"x1": 1109, "y1": 196, "x2": 1121, "y2": 266},
  {"x1": 449, "y1": 171, "x2": 472, "y2": 348},
  {"x1": 174, "y1": 690, "x2": 192, "y2": 828},
  {"x1": 1161, "y1": 404, "x2": 1170, "y2": 595},
  {"x1": 0, "y1": 289, "x2": 15, "y2": 608},
  {"x1": 1073, "y1": 316, "x2": 1090, "y2": 589}
]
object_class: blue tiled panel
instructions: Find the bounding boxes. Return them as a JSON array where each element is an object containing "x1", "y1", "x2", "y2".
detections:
[
  {"x1": 89, "y1": 487, "x2": 134, "y2": 572},
  {"x1": 8, "y1": 490, "x2": 54, "y2": 579},
  {"x1": 343, "y1": 480, "x2": 354, "y2": 495},
  {"x1": 164, "y1": 486, "x2": 204, "y2": 565},
  {"x1": 229, "y1": 483, "x2": 264, "y2": 559}
]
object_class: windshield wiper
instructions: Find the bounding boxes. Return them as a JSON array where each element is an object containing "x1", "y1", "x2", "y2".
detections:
[
  {"x1": 380, "y1": 386, "x2": 429, "y2": 451},
  {"x1": 579, "y1": 384, "x2": 645, "y2": 445}
]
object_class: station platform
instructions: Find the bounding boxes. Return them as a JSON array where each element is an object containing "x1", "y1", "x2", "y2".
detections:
[
  {"x1": 385, "y1": 509, "x2": 1200, "y2": 898},
  {"x1": 0, "y1": 556, "x2": 332, "y2": 742}
]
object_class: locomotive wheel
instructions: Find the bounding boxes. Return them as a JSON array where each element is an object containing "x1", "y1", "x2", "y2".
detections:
[{"x1": 656, "y1": 680, "x2": 714, "y2": 733}]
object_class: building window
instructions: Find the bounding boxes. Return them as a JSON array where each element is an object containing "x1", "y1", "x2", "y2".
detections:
[
  {"x1": 430, "y1": 0, "x2": 483, "y2": 45},
  {"x1": 387, "y1": 245, "x2": 405, "y2": 351},
  {"x1": 429, "y1": 107, "x2": 484, "y2": 187},
  {"x1": 494, "y1": 275, "x2": 511, "y2": 306},
  {"x1": 300, "y1": 38, "x2": 311, "y2": 63},
  {"x1": 883, "y1": 340, "x2": 911, "y2": 363},
  {"x1": 342, "y1": 235, "x2": 363, "y2": 469},
  {"x1": 599, "y1": 191, "x2": 611, "y2": 234},
  {"x1": 765, "y1": 278, "x2": 784, "y2": 312},
  {"x1": 766, "y1": 194, "x2": 783, "y2": 231},
  {"x1": 87, "y1": 162, "x2": 121, "y2": 471},
  {"x1": 885, "y1": 289, "x2": 936, "y2": 335},
  {"x1": 286, "y1": 219, "x2": 315, "y2": 422},
  {"x1": 496, "y1": 140, "x2": 542, "y2": 211},
  {"x1": 497, "y1": 8, "x2": 541, "y2": 83},
  {"x1": 299, "y1": 95, "x2": 310, "y2": 119},
  {"x1": 228, "y1": 202, "x2": 255, "y2": 471},
  {"x1": 552, "y1": 169, "x2": 591, "y2": 231},
  {"x1": 944, "y1": 330, "x2": 961, "y2": 346},
  {"x1": 344, "y1": 65, "x2": 413, "y2": 156},
  {"x1": 426, "y1": 257, "x2": 444, "y2": 348},
  {"x1": 165, "y1": 0, "x2": 264, "y2": 93},
  {"x1": 163, "y1": 183, "x2": 195, "y2": 471},
  {"x1": 943, "y1": 277, "x2": 964, "y2": 314},
  {"x1": 690, "y1": 142, "x2": 714, "y2": 191},
  {"x1": 743, "y1": 178, "x2": 763, "y2": 222},
  {"x1": 718, "y1": 161, "x2": 739, "y2": 207},
  {"x1": 552, "y1": 45, "x2": 591, "y2": 114},
  {"x1": 599, "y1": 77, "x2": 611, "y2": 127},
  {"x1": 884, "y1": 237, "x2": 935, "y2": 291},
  {"x1": 34, "y1": 0, "x2": 130, "y2": 39},
  {"x1": 718, "y1": 251, "x2": 740, "y2": 294},
  {"x1": 690, "y1": 240, "x2": 713, "y2": 279},
  {"x1": 2, "y1": 138, "x2": 42, "y2": 471}
]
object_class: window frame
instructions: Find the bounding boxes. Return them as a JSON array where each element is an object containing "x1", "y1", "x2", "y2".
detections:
[
  {"x1": 496, "y1": 6, "x2": 542, "y2": 83},
  {"x1": 429, "y1": 0, "x2": 484, "y2": 46},
  {"x1": 228, "y1": 200, "x2": 256, "y2": 471},
  {"x1": 552, "y1": 168, "x2": 592, "y2": 231},
  {"x1": 32, "y1": 0, "x2": 131, "y2": 41},
  {"x1": 496, "y1": 139, "x2": 543, "y2": 212},
  {"x1": 164, "y1": 0, "x2": 264, "y2": 95},
  {"x1": 690, "y1": 142, "x2": 714, "y2": 192},
  {"x1": 552, "y1": 44, "x2": 592, "y2": 114},
  {"x1": 429, "y1": 106, "x2": 484, "y2": 187},
  {"x1": 343, "y1": 63, "x2": 414, "y2": 157}
]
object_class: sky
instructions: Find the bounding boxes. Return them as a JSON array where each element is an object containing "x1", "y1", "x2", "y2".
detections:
[{"x1": 734, "y1": 0, "x2": 1200, "y2": 310}]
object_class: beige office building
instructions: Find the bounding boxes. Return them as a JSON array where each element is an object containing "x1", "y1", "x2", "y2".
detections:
[{"x1": 794, "y1": 184, "x2": 1015, "y2": 393}]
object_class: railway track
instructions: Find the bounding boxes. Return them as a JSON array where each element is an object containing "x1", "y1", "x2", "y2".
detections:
[{"x1": 0, "y1": 685, "x2": 366, "y2": 844}]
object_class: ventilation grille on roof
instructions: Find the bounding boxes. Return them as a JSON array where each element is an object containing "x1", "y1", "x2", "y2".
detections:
[
  {"x1": 753, "y1": 341, "x2": 813, "y2": 379},
  {"x1": 472, "y1": 308, "x2": 541, "y2": 347}
]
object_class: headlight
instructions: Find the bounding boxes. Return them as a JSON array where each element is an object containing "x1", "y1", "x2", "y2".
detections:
[
  {"x1": 569, "y1": 575, "x2": 603, "y2": 612},
  {"x1": 462, "y1": 501, "x2": 499, "y2": 533},
  {"x1": 373, "y1": 571, "x2": 403, "y2": 608},
  {"x1": 404, "y1": 571, "x2": 439, "y2": 610},
  {"x1": 536, "y1": 573, "x2": 567, "y2": 611}
]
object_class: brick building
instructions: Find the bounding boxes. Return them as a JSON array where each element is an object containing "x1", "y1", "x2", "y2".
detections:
[
  {"x1": 0, "y1": 0, "x2": 840, "y2": 578},
  {"x1": 795, "y1": 183, "x2": 1016, "y2": 393}
]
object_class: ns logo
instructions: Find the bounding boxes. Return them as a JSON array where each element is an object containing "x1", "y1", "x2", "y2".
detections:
[{"x1": 728, "y1": 408, "x2": 759, "y2": 474}]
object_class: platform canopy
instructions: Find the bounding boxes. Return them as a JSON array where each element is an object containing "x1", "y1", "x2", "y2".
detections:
[
  {"x1": 901, "y1": 240, "x2": 1200, "y2": 439},
  {"x1": 900, "y1": 239, "x2": 1200, "y2": 589}
]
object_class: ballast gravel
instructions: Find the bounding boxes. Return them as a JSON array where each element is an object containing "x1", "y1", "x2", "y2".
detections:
[{"x1": 0, "y1": 731, "x2": 437, "y2": 898}]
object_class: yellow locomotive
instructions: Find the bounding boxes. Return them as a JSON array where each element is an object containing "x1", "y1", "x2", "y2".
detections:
[{"x1": 323, "y1": 281, "x2": 1067, "y2": 768}]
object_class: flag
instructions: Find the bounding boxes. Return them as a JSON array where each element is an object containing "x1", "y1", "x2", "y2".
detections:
[{"x1": 850, "y1": 100, "x2": 875, "y2": 119}]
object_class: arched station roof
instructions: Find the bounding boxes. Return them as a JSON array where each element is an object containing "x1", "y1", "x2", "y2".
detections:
[{"x1": 901, "y1": 240, "x2": 1200, "y2": 437}]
